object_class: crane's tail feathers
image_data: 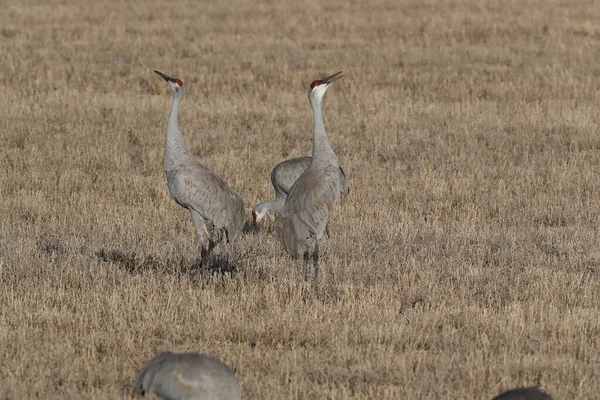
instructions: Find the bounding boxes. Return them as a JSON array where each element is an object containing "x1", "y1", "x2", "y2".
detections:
[
  {"x1": 275, "y1": 215, "x2": 296, "y2": 256},
  {"x1": 275, "y1": 214, "x2": 313, "y2": 258},
  {"x1": 338, "y1": 167, "x2": 350, "y2": 195},
  {"x1": 275, "y1": 215, "x2": 300, "y2": 257},
  {"x1": 226, "y1": 197, "x2": 246, "y2": 243},
  {"x1": 341, "y1": 180, "x2": 350, "y2": 195}
]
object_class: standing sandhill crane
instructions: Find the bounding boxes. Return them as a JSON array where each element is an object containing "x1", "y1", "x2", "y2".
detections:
[
  {"x1": 493, "y1": 386, "x2": 552, "y2": 400},
  {"x1": 274, "y1": 71, "x2": 344, "y2": 281},
  {"x1": 251, "y1": 156, "x2": 349, "y2": 230},
  {"x1": 134, "y1": 352, "x2": 241, "y2": 400},
  {"x1": 155, "y1": 71, "x2": 245, "y2": 267}
]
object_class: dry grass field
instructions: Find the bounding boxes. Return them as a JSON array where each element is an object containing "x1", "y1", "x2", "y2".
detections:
[{"x1": 1, "y1": 0, "x2": 599, "y2": 398}]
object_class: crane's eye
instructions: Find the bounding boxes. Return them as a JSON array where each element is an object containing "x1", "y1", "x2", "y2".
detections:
[{"x1": 310, "y1": 80, "x2": 321, "y2": 89}]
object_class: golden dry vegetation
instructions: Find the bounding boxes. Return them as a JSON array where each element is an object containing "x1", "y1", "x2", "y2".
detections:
[{"x1": 1, "y1": 0, "x2": 599, "y2": 398}]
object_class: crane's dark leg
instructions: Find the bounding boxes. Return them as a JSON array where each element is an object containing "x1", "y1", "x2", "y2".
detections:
[
  {"x1": 325, "y1": 224, "x2": 330, "y2": 239},
  {"x1": 200, "y1": 247, "x2": 209, "y2": 268},
  {"x1": 302, "y1": 250, "x2": 310, "y2": 281},
  {"x1": 313, "y1": 239, "x2": 320, "y2": 280},
  {"x1": 207, "y1": 237, "x2": 216, "y2": 253}
]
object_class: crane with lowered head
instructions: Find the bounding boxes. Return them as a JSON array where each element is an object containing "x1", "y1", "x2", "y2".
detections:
[
  {"x1": 134, "y1": 352, "x2": 241, "y2": 400},
  {"x1": 252, "y1": 156, "x2": 349, "y2": 234}
]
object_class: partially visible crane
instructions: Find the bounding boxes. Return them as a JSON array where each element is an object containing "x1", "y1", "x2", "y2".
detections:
[
  {"x1": 155, "y1": 71, "x2": 245, "y2": 267},
  {"x1": 275, "y1": 71, "x2": 344, "y2": 281},
  {"x1": 252, "y1": 156, "x2": 349, "y2": 228},
  {"x1": 134, "y1": 352, "x2": 241, "y2": 400},
  {"x1": 493, "y1": 386, "x2": 552, "y2": 400}
]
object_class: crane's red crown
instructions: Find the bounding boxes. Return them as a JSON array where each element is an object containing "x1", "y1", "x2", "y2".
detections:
[
  {"x1": 310, "y1": 80, "x2": 322, "y2": 89},
  {"x1": 174, "y1": 79, "x2": 184, "y2": 86},
  {"x1": 252, "y1": 211, "x2": 257, "y2": 221}
]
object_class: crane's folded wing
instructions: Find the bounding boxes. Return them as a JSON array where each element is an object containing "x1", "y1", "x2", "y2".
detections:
[
  {"x1": 177, "y1": 165, "x2": 242, "y2": 232},
  {"x1": 278, "y1": 164, "x2": 341, "y2": 240}
]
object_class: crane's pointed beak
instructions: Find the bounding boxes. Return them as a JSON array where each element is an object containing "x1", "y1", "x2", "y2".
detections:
[
  {"x1": 321, "y1": 71, "x2": 344, "y2": 85},
  {"x1": 154, "y1": 70, "x2": 175, "y2": 83}
]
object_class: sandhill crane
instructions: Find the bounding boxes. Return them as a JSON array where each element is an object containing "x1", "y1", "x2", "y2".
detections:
[
  {"x1": 155, "y1": 71, "x2": 245, "y2": 267},
  {"x1": 251, "y1": 156, "x2": 349, "y2": 232},
  {"x1": 134, "y1": 352, "x2": 241, "y2": 400},
  {"x1": 274, "y1": 71, "x2": 344, "y2": 281},
  {"x1": 493, "y1": 386, "x2": 552, "y2": 400}
]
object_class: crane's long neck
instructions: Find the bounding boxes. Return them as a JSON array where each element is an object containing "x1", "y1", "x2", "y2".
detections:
[
  {"x1": 310, "y1": 96, "x2": 339, "y2": 167},
  {"x1": 164, "y1": 92, "x2": 191, "y2": 169},
  {"x1": 256, "y1": 199, "x2": 283, "y2": 215}
]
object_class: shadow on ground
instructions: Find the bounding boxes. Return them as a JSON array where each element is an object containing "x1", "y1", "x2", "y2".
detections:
[
  {"x1": 37, "y1": 237, "x2": 242, "y2": 276},
  {"x1": 93, "y1": 248, "x2": 240, "y2": 276},
  {"x1": 38, "y1": 238, "x2": 67, "y2": 259},
  {"x1": 242, "y1": 221, "x2": 261, "y2": 235}
]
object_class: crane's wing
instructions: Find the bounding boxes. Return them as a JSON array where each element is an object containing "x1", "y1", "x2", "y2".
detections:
[
  {"x1": 152, "y1": 365, "x2": 204, "y2": 399},
  {"x1": 136, "y1": 353, "x2": 187, "y2": 397},
  {"x1": 270, "y1": 163, "x2": 289, "y2": 202},
  {"x1": 275, "y1": 164, "x2": 340, "y2": 255},
  {"x1": 177, "y1": 165, "x2": 245, "y2": 241},
  {"x1": 273, "y1": 156, "x2": 311, "y2": 195}
]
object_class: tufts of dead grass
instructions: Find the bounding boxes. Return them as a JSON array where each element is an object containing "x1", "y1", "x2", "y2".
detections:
[{"x1": 0, "y1": 0, "x2": 599, "y2": 398}]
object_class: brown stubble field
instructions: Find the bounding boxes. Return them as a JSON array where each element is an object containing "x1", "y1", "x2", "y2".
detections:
[{"x1": 1, "y1": 0, "x2": 599, "y2": 398}]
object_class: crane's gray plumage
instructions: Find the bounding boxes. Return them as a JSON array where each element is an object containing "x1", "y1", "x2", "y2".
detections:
[
  {"x1": 493, "y1": 386, "x2": 552, "y2": 400},
  {"x1": 155, "y1": 71, "x2": 245, "y2": 266},
  {"x1": 276, "y1": 164, "x2": 340, "y2": 254},
  {"x1": 252, "y1": 156, "x2": 349, "y2": 224},
  {"x1": 134, "y1": 352, "x2": 241, "y2": 400},
  {"x1": 274, "y1": 71, "x2": 344, "y2": 280}
]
